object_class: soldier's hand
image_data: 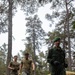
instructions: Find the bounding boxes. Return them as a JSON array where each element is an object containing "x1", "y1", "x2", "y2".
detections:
[
  {"x1": 53, "y1": 61, "x2": 60, "y2": 66},
  {"x1": 64, "y1": 63, "x2": 68, "y2": 68},
  {"x1": 16, "y1": 67, "x2": 19, "y2": 70},
  {"x1": 11, "y1": 67, "x2": 15, "y2": 70},
  {"x1": 50, "y1": 59, "x2": 54, "y2": 65}
]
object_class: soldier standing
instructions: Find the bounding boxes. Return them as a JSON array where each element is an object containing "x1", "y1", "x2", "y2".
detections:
[
  {"x1": 47, "y1": 37, "x2": 68, "y2": 75},
  {"x1": 19, "y1": 53, "x2": 35, "y2": 75},
  {"x1": 8, "y1": 55, "x2": 20, "y2": 75}
]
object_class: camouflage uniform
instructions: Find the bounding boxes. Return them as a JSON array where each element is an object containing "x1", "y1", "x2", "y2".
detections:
[
  {"x1": 47, "y1": 37, "x2": 68, "y2": 75},
  {"x1": 21, "y1": 58, "x2": 32, "y2": 75},
  {"x1": 10, "y1": 61, "x2": 19, "y2": 75}
]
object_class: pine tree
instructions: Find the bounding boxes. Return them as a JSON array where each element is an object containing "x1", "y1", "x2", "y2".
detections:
[{"x1": 25, "y1": 15, "x2": 46, "y2": 74}]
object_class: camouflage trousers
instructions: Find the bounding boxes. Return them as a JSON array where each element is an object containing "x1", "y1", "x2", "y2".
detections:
[
  {"x1": 10, "y1": 71, "x2": 18, "y2": 75},
  {"x1": 21, "y1": 69, "x2": 30, "y2": 75},
  {"x1": 21, "y1": 71, "x2": 31, "y2": 75}
]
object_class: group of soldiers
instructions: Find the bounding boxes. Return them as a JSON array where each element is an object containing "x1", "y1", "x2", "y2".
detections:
[
  {"x1": 8, "y1": 37, "x2": 68, "y2": 75},
  {"x1": 8, "y1": 53, "x2": 35, "y2": 75}
]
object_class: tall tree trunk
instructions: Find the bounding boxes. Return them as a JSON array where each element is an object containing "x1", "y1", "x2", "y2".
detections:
[
  {"x1": 63, "y1": 21, "x2": 66, "y2": 50},
  {"x1": 65, "y1": 0, "x2": 72, "y2": 71},
  {"x1": 6, "y1": 0, "x2": 12, "y2": 75},
  {"x1": 33, "y1": 26, "x2": 36, "y2": 75}
]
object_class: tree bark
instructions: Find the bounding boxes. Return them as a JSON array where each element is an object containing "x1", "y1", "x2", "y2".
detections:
[
  {"x1": 65, "y1": 0, "x2": 72, "y2": 71},
  {"x1": 33, "y1": 25, "x2": 36, "y2": 75},
  {"x1": 6, "y1": 0, "x2": 12, "y2": 75}
]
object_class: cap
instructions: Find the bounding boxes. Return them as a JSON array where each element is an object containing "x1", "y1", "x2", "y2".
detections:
[{"x1": 53, "y1": 37, "x2": 60, "y2": 42}]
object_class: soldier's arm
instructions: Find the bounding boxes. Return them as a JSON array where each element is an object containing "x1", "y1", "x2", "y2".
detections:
[
  {"x1": 31, "y1": 62, "x2": 35, "y2": 71},
  {"x1": 47, "y1": 49, "x2": 53, "y2": 63},
  {"x1": 8, "y1": 62, "x2": 14, "y2": 70},
  {"x1": 19, "y1": 61, "x2": 23, "y2": 74},
  {"x1": 19, "y1": 61, "x2": 23, "y2": 70}
]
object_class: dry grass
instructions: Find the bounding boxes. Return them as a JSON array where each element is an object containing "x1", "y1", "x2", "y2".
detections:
[{"x1": 48, "y1": 71, "x2": 75, "y2": 75}]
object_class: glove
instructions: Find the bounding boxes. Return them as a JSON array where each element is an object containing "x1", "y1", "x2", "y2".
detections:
[
  {"x1": 53, "y1": 61, "x2": 60, "y2": 66},
  {"x1": 50, "y1": 59, "x2": 55, "y2": 65},
  {"x1": 64, "y1": 63, "x2": 68, "y2": 68}
]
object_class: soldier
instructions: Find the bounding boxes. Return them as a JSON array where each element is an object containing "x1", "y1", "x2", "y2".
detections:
[
  {"x1": 19, "y1": 52, "x2": 35, "y2": 75},
  {"x1": 47, "y1": 37, "x2": 68, "y2": 75},
  {"x1": 8, "y1": 55, "x2": 20, "y2": 75}
]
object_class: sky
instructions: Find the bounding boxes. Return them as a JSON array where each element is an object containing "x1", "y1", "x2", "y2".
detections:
[{"x1": 0, "y1": 3, "x2": 55, "y2": 56}]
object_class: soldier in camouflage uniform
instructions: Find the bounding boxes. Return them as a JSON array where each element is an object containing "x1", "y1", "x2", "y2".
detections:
[
  {"x1": 19, "y1": 53, "x2": 35, "y2": 75},
  {"x1": 8, "y1": 55, "x2": 20, "y2": 75},
  {"x1": 47, "y1": 37, "x2": 68, "y2": 75}
]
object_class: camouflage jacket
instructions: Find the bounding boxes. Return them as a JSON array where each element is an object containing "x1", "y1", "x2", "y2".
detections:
[{"x1": 47, "y1": 47, "x2": 65, "y2": 65}]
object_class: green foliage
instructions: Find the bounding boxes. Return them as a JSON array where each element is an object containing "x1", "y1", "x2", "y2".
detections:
[
  {"x1": 0, "y1": 43, "x2": 7, "y2": 75},
  {"x1": 34, "y1": 51, "x2": 49, "y2": 75},
  {"x1": 18, "y1": 0, "x2": 38, "y2": 15},
  {"x1": 25, "y1": 15, "x2": 46, "y2": 50},
  {"x1": 0, "y1": 60, "x2": 6, "y2": 75},
  {"x1": 45, "y1": 0, "x2": 75, "y2": 47},
  {"x1": 0, "y1": 1, "x2": 8, "y2": 33},
  {"x1": 72, "y1": 21, "x2": 75, "y2": 29}
]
